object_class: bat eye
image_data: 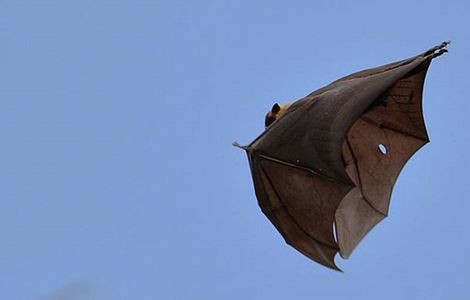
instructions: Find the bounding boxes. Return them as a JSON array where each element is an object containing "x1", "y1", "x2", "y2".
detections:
[
  {"x1": 271, "y1": 103, "x2": 281, "y2": 113},
  {"x1": 378, "y1": 143, "x2": 388, "y2": 155}
]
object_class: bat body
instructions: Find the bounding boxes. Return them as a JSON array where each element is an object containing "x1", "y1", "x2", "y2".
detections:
[{"x1": 234, "y1": 42, "x2": 449, "y2": 270}]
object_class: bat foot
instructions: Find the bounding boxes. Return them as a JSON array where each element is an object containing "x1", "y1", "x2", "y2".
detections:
[
  {"x1": 425, "y1": 40, "x2": 451, "y2": 58},
  {"x1": 432, "y1": 48, "x2": 448, "y2": 58}
]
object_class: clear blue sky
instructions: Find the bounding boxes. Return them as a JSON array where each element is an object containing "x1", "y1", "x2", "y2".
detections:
[{"x1": 0, "y1": 0, "x2": 468, "y2": 299}]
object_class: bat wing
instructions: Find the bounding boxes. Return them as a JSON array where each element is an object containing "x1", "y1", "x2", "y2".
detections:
[
  {"x1": 237, "y1": 42, "x2": 448, "y2": 269},
  {"x1": 336, "y1": 62, "x2": 432, "y2": 258},
  {"x1": 247, "y1": 152, "x2": 351, "y2": 270}
]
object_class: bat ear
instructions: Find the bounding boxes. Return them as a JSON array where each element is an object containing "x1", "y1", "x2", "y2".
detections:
[{"x1": 271, "y1": 103, "x2": 281, "y2": 113}]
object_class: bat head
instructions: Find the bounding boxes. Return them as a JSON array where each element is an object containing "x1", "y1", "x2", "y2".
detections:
[{"x1": 265, "y1": 103, "x2": 291, "y2": 128}]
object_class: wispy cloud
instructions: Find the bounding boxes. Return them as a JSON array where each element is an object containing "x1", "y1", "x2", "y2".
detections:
[{"x1": 38, "y1": 282, "x2": 103, "y2": 300}]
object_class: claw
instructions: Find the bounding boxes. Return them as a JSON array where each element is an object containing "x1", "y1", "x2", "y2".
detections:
[{"x1": 441, "y1": 40, "x2": 451, "y2": 47}]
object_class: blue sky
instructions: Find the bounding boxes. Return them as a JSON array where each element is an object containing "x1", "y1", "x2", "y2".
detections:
[{"x1": 0, "y1": 0, "x2": 469, "y2": 299}]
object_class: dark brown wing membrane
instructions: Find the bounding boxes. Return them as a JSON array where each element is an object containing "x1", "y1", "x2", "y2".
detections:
[
  {"x1": 248, "y1": 153, "x2": 351, "y2": 270},
  {"x1": 335, "y1": 63, "x2": 431, "y2": 258},
  {"x1": 238, "y1": 43, "x2": 447, "y2": 269},
  {"x1": 249, "y1": 56, "x2": 427, "y2": 183}
]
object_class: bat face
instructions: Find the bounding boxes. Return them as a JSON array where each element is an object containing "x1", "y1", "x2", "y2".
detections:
[{"x1": 264, "y1": 103, "x2": 291, "y2": 128}]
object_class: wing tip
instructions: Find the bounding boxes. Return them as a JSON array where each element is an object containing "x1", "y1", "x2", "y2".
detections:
[
  {"x1": 285, "y1": 239, "x2": 343, "y2": 271},
  {"x1": 320, "y1": 258, "x2": 343, "y2": 272}
]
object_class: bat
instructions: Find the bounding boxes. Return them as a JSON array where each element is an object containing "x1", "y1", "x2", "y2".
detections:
[{"x1": 234, "y1": 41, "x2": 450, "y2": 270}]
